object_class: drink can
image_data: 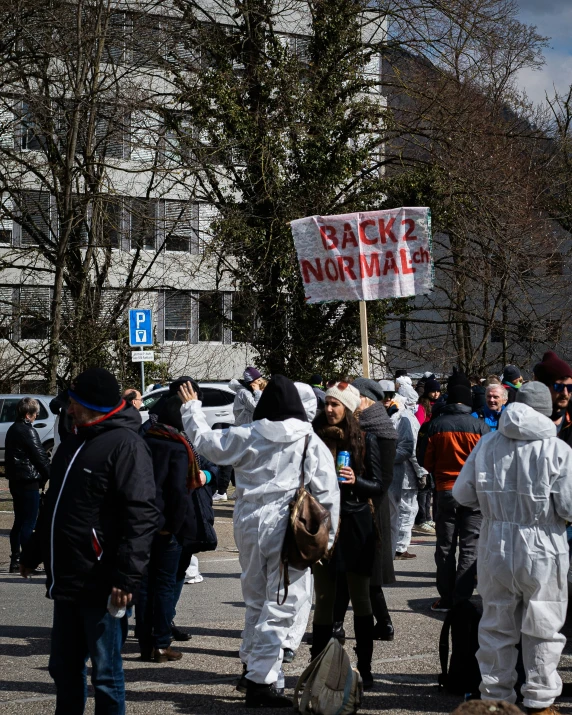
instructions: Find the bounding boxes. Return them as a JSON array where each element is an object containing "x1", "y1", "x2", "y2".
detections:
[{"x1": 336, "y1": 451, "x2": 350, "y2": 481}]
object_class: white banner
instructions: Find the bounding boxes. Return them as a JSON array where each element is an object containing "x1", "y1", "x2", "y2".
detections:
[{"x1": 291, "y1": 207, "x2": 433, "y2": 303}]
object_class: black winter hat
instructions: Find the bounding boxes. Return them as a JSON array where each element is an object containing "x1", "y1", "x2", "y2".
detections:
[
  {"x1": 156, "y1": 394, "x2": 184, "y2": 431},
  {"x1": 447, "y1": 367, "x2": 471, "y2": 390},
  {"x1": 309, "y1": 373, "x2": 323, "y2": 387},
  {"x1": 423, "y1": 379, "x2": 441, "y2": 395},
  {"x1": 253, "y1": 374, "x2": 308, "y2": 422},
  {"x1": 169, "y1": 376, "x2": 203, "y2": 402},
  {"x1": 69, "y1": 368, "x2": 121, "y2": 413},
  {"x1": 446, "y1": 384, "x2": 473, "y2": 407}
]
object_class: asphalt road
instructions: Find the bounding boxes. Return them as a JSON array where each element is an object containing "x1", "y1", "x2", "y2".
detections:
[{"x1": 1, "y1": 489, "x2": 572, "y2": 714}]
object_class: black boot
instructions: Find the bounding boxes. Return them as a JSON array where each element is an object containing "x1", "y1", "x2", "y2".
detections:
[
  {"x1": 9, "y1": 553, "x2": 20, "y2": 574},
  {"x1": 370, "y1": 586, "x2": 394, "y2": 641},
  {"x1": 332, "y1": 621, "x2": 346, "y2": 645},
  {"x1": 244, "y1": 679, "x2": 293, "y2": 708},
  {"x1": 310, "y1": 623, "x2": 333, "y2": 661},
  {"x1": 354, "y1": 614, "x2": 375, "y2": 690}
]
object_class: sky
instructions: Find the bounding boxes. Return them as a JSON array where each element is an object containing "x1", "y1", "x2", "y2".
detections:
[{"x1": 516, "y1": 0, "x2": 572, "y2": 106}]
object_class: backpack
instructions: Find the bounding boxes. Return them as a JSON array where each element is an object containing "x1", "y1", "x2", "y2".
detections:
[
  {"x1": 294, "y1": 638, "x2": 362, "y2": 715},
  {"x1": 438, "y1": 601, "x2": 482, "y2": 697}
]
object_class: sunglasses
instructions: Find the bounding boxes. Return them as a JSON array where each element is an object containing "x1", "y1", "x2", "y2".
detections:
[{"x1": 553, "y1": 383, "x2": 572, "y2": 394}]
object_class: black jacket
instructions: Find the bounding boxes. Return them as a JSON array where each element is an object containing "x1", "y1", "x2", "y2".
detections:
[
  {"x1": 145, "y1": 435, "x2": 189, "y2": 534},
  {"x1": 21, "y1": 402, "x2": 160, "y2": 605},
  {"x1": 49, "y1": 391, "x2": 74, "y2": 442},
  {"x1": 5, "y1": 419, "x2": 51, "y2": 487},
  {"x1": 178, "y1": 455, "x2": 218, "y2": 553}
]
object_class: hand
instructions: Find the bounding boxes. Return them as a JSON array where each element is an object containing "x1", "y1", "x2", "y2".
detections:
[
  {"x1": 199, "y1": 470, "x2": 207, "y2": 486},
  {"x1": 338, "y1": 466, "x2": 355, "y2": 484},
  {"x1": 110, "y1": 587, "x2": 132, "y2": 609},
  {"x1": 20, "y1": 565, "x2": 34, "y2": 578},
  {"x1": 178, "y1": 381, "x2": 198, "y2": 404},
  {"x1": 251, "y1": 379, "x2": 262, "y2": 391},
  {"x1": 418, "y1": 475, "x2": 427, "y2": 490}
]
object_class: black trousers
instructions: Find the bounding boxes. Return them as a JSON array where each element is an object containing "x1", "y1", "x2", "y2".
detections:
[{"x1": 435, "y1": 490, "x2": 481, "y2": 607}]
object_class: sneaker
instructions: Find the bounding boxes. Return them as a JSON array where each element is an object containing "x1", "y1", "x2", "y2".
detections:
[
  {"x1": 428, "y1": 520, "x2": 436, "y2": 528},
  {"x1": 431, "y1": 599, "x2": 451, "y2": 613},
  {"x1": 212, "y1": 492, "x2": 228, "y2": 502},
  {"x1": 394, "y1": 550, "x2": 417, "y2": 560},
  {"x1": 236, "y1": 663, "x2": 248, "y2": 693},
  {"x1": 184, "y1": 573, "x2": 204, "y2": 584},
  {"x1": 414, "y1": 522, "x2": 436, "y2": 535}
]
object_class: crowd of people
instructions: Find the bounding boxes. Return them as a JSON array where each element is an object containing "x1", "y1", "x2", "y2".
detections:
[{"x1": 5, "y1": 351, "x2": 572, "y2": 715}]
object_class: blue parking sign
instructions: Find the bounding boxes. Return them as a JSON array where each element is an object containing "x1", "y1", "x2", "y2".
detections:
[{"x1": 129, "y1": 309, "x2": 153, "y2": 347}]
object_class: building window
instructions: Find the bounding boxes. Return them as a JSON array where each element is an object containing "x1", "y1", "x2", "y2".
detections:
[
  {"x1": 0, "y1": 194, "x2": 13, "y2": 244},
  {"x1": 232, "y1": 292, "x2": 255, "y2": 342},
  {"x1": 101, "y1": 198, "x2": 122, "y2": 249},
  {"x1": 0, "y1": 287, "x2": 13, "y2": 339},
  {"x1": 19, "y1": 287, "x2": 50, "y2": 339},
  {"x1": 164, "y1": 200, "x2": 198, "y2": 253},
  {"x1": 164, "y1": 291, "x2": 193, "y2": 341},
  {"x1": 130, "y1": 198, "x2": 156, "y2": 251},
  {"x1": 19, "y1": 190, "x2": 54, "y2": 246},
  {"x1": 198, "y1": 292, "x2": 223, "y2": 342},
  {"x1": 95, "y1": 106, "x2": 131, "y2": 159}
]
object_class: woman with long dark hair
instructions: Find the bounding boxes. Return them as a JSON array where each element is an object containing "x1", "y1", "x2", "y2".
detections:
[{"x1": 311, "y1": 381, "x2": 384, "y2": 689}]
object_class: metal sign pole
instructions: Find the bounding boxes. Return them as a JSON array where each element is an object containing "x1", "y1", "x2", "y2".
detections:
[
  {"x1": 359, "y1": 301, "x2": 370, "y2": 378},
  {"x1": 140, "y1": 347, "x2": 145, "y2": 394}
]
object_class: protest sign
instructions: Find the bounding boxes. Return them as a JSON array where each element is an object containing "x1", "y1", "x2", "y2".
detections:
[{"x1": 291, "y1": 207, "x2": 432, "y2": 304}]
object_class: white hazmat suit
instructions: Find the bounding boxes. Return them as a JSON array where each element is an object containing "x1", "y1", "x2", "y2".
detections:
[
  {"x1": 453, "y1": 402, "x2": 572, "y2": 709},
  {"x1": 181, "y1": 396, "x2": 339, "y2": 685},
  {"x1": 228, "y1": 379, "x2": 263, "y2": 426}
]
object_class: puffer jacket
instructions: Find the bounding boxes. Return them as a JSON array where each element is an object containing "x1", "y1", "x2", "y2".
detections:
[
  {"x1": 5, "y1": 419, "x2": 51, "y2": 486},
  {"x1": 21, "y1": 402, "x2": 160, "y2": 605},
  {"x1": 417, "y1": 404, "x2": 489, "y2": 491}
]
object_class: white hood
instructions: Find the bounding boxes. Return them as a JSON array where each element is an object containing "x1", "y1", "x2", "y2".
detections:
[
  {"x1": 228, "y1": 378, "x2": 245, "y2": 394},
  {"x1": 396, "y1": 375, "x2": 413, "y2": 388},
  {"x1": 253, "y1": 417, "x2": 312, "y2": 443},
  {"x1": 498, "y1": 402, "x2": 556, "y2": 441},
  {"x1": 397, "y1": 382, "x2": 419, "y2": 412},
  {"x1": 295, "y1": 382, "x2": 318, "y2": 421}
]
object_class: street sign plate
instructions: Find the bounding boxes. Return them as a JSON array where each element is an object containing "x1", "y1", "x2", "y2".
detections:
[
  {"x1": 129, "y1": 309, "x2": 153, "y2": 347},
  {"x1": 131, "y1": 351, "x2": 154, "y2": 362}
]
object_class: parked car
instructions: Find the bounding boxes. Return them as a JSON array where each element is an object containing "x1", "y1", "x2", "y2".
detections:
[
  {"x1": 0, "y1": 394, "x2": 57, "y2": 463},
  {"x1": 140, "y1": 382, "x2": 235, "y2": 428}
]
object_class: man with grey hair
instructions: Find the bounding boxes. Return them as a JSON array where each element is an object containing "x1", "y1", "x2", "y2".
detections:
[
  {"x1": 471, "y1": 384, "x2": 508, "y2": 432},
  {"x1": 454, "y1": 382, "x2": 572, "y2": 715},
  {"x1": 6, "y1": 397, "x2": 50, "y2": 573}
]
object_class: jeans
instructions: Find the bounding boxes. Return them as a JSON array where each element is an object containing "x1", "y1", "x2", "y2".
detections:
[
  {"x1": 49, "y1": 600, "x2": 127, "y2": 715},
  {"x1": 172, "y1": 546, "x2": 194, "y2": 622},
  {"x1": 416, "y1": 488, "x2": 432, "y2": 524},
  {"x1": 136, "y1": 533, "x2": 182, "y2": 652},
  {"x1": 9, "y1": 483, "x2": 40, "y2": 555},
  {"x1": 435, "y1": 490, "x2": 481, "y2": 606}
]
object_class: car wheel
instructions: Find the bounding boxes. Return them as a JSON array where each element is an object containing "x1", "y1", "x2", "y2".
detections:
[{"x1": 43, "y1": 440, "x2": 55, "y2": 458}]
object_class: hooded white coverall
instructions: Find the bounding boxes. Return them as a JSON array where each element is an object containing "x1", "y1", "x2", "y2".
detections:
[
  {"x1": 453, "y1": 402, "x2": 572, "y2": 709},
  {"x1": 181, "y1": 400, "x2": 339, "y2": 685},
  {"x1": 389, "y1": 391, "x2": 426, "y2": 554},
  {"x1": 228, "y1": 379, "x2": 263, "y2": 426},
  {"x1": 282, "y1": 384, "x2": 317, "y2": 653}
]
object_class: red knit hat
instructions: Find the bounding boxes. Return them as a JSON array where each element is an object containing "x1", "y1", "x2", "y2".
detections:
[{"x1": 533, "y1": 351, "x2": 572, "y2": 386}]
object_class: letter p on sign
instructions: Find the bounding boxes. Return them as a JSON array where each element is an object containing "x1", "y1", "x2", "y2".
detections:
[{"x1": 129, "y1": 309, "x2": 153, "y2": 347}]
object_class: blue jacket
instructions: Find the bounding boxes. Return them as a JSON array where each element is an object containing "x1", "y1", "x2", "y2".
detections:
[{"x1": 471, "y1": 404, "x2": 506, "y2": 432}]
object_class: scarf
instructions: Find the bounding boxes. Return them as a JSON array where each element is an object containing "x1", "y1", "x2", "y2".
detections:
[
  {"x1": 314, "y1": 422, "x2": 351, "y2": 463},
  {"x1": 147, "y1": 423, "x2": 202, "y2": 491},
  {"x1": 359, "y1": 402, "x2": 398, "y2": 439}
]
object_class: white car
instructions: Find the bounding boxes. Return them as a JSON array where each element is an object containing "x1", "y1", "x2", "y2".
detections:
[
  {"x1": 0, "y1": 394, "x2": 57, "y2": 462},
  {"x1": 140, "y1": 382, "x2": 235, "y2": 428}
]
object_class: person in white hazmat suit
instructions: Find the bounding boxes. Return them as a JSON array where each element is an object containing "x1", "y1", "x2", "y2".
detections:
[
  {"x1": 178, "y1": 375, "x2": 339, "y2": 709},
  {"x1": 453, "y1": 382, "x2": 572, "y2": 715},
  {"x1": 280, "y1": 382, "x2": 318, "y2": 662},
  {"x1": 388, "y1": 390, "x2": 426, "y2": 558},
  {"x1": 228, "y1": 366, "x2": 265, "y2": 426}
]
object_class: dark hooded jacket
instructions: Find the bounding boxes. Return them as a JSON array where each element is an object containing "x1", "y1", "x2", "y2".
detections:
[
  {"x1": 21, "y1": 401, "x2": 160, "y2": 605},
  {"x1": 359, "y1": 402, "x2": 398, "y2": 586}
]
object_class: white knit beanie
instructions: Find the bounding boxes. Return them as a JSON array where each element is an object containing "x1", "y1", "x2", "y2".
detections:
[{"x1": 324, "y1": 382, "x2": 361, "y2": 414}]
